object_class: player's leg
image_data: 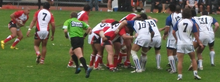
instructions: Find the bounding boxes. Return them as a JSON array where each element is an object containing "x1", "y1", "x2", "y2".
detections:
[
  {"x1": 93, "y1": 43, "x2": 103, "y2": 69},
  {"x1": 140, "y1": 47, "x2": 148, "y2": 71},
  {"x1": 124, "y1": 39, "x2": 132, "y2": 68},
  {"x1": 1, "y1": 25, "x2": 17, "y2": 49},
  {"x1": 188, "y1": 51, "x2": 201, "y2": 80},
  {"x1": 177, "y1": 52, "x2": 184, "y2": 80},
  {"x1": 105, "y1": 44, "x2": 115, "y2": 71},
  {"x1": 11, "y1": 29, "x2": 23, "y2": 49},
  {"x1": 167, "y1": 48, "x2": 176, "y2": 73},
  {"x1": 67, "y1": 48, "x2": 76, "y2": 68},
  {"x1": 155, "y1": 47, "x2": 162, "y2": 69},
  {"x1": 208, "y1": 41, "x2": 215, "y2": 66},
  {"x1": 40, "y1": 38, "x2": 48, "y2": 64},
  {"x1": 89, "y1": 44, "x2": 97, "y2": 67},
  {"x1": 113, "y1": 41, "x2": 121, "y2": 67},
  {"x1": 34, "y1": 39, "x2": 41, "y2": 64},
  {"x1": 131, "y1": 43, "x2": 142, "y2": 73}
]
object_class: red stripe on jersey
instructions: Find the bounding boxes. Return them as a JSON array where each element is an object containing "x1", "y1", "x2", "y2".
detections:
[
  {"x1": 104, "y1": 31, "x2": 116, "y2": 40},
  {"x1": 35, "y1": 10, "x2": 41, "y2": 31}
]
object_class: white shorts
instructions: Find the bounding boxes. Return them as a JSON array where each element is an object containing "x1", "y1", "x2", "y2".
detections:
[
  {"x1": 199, "y1": 32, "x2": 211, "y2": 46},
  {"x1": 177, "y1": 44, "x2": 194, "y2": 54},
  {"x1": 88, "y1": 32, "x2": 100, "y2": 44},
  {"x1": 35, "y1": 31, "x2": 49, "y2": 40},
  {"x1": 149, "y1": 36, "x2": 161, "y2": 48},
  {"x1": 166, "y1": 39, "x2": 177, "y2": 49},
  {"x1": 208, "y1": 32, "x2": 215, "y2": 43},
  {"x1": 134, "y1": 38, "x2": 151, "y2": 48}
]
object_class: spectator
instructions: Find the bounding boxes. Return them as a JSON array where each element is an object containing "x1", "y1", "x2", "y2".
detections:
[
  {"x1": 213, "y1": 0, "x2": 220, "y2": 14},
  {"x1": 185, "y1": 0, "x2": 198, "y2": 14},
  {"x1": 107, "y1": 0, "x2": 113, "y2": 12},
  {"x1": 89, "y1": 0, "x2": 99, "y2": 11},
  {"x1": 198, "y1": 0, "x2": 210, "y2": 14},
  {"x1": 162, "y1": 0, "x2": 170, "y2": 13},
  {"x1": 133, "y1": 0, "x2": 145, "y2": 12},
  {"x1": 0, "y1": 0, "x2": 2, "y2": 8},
  {"x1": 151, "y1": 0, "x2": 162, "y2": 13}
]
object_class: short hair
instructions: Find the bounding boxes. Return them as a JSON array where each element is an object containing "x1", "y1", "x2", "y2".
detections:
[
  {"x1": 111, "y1": 21, "x2": 119, "y2": 26},
  {"x1": 70, "y1": 11, "x2": 78, "y2": 18},
  {"x1": 175, "y1": 5, "x2": 181, "y2": 13},
  {"x1": 43, "y1": 2, "x2": 50, "y2": 9},
  {"x1": 139, "y1": 13, "x2": 148, "y2": 20},
  {"x1": 168, "y1": 4, "x2": 176, "y2": 12},
  {"x1": 202, "y1": 11, "x2": 208, "y2": 15},
  {"x1": 191, "y1": 9, "x2": 197, "y2": 17},
  {"x1": 83, "y1": 4, "x2": 91, "y2": 11},
  {"x1": 182, "y1": 8, "x2": 192, "y2": 19}
]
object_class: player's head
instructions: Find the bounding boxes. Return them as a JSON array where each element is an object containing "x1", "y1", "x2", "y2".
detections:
[
  {"x1": 202, "y1": 11, "x2": 208, "y2": 15},
  {"x1": 83, "y1": 4, "x2": 91, "y2": 11},
  {"x1": 168, "y1": 4, "x2": 176, "y2": 12},
  {"x1": 139, "y1": 13, "x2": 148, "y2": 20},
  {"x1": 70, "y1": 11, "x2": 78, "y2": 18},
  {"x1": 43, "y1": 2, "x2": 50, "y2": 10},
  {"x1": 182, "y1": 8, "x2": 192, "y2": 19},
  {"x1": 24, "y1": 7, "x2": 30, "y2": 15},
  {"x1": 111, "y1": 21, "x2": 119, "y2": 26},
  {"x1": 175, "y1": 5, "x2": 181, "y2": 13},
  {"x1": 191, "y1": 9, "x2": 197, "y2": 17}
]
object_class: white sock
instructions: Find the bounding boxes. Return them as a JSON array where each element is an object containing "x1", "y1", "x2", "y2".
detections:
[
  {"x1": 178, "y1": 74, "x2": 182, "y2": 78},
  {"x1": 193, "y1": 70, "x2": 198, "y2": 76},
  {"x1": 156, "y1": 54, "x2": 161, "y2": 68},
  {"x1": 174, "y1": 55, "x2": 178, "y2": 62},
  {"x1": 122, "y1": 56, "x2": 127, "y2": 63},
  {"x1": 195, "y1": 8, "x2": 198, "y2": 14},
  {"x1": 168, "y1": 56, "x2": 176, "y2": 72},
  {"x1": 140, "y1": 55, "x2": 147, "y2": 70},
  {"x1": 131, "y1": 50, "x2": 141, "y2": 70},
  {"x1": 198, "y1": 59, "x2": 203, "y2": 68},
  {"x1": 210, "y1": 51, "x2": 215, "y2": 64}
]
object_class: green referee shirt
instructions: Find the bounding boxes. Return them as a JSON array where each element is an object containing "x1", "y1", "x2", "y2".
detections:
[{"x1": 63, "y1": 18, "x2": 89, "y2": 38}]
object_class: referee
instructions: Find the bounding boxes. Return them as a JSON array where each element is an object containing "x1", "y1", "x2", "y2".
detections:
[{"x1": 63, "y1": 12, "x2": 92, "y2": 78}]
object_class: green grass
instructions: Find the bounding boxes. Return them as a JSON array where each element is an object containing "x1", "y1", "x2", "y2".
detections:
[{"x1": 0, "y1": 10, "x2": 220, "y2": 82}]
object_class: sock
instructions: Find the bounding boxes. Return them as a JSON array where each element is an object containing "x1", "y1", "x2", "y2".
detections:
[
  {"x1": 168, "y1": 56, "x2": 176, "y2": 72},
  {"x1": 117, "y1": 52, "x2": 123, "y2": 64},
  {"x1": 121, "y1": 54, "x2": 127, "y2": 63},
  {"x1": 72, "y1": 55, "x2": 79, "y2": 68},
  {"x1": 68, "y1": 61, "x2": 73, "y2": 66},
  {"x1": 210, "y1": 51, "x2": 215, "y2": 64},
  {"x1": 198, "y1": 59, "x2": 203, "y2": 68},
  {"x1": 100, "y1": 56, "x2": 103, "y2": 64},
  {"x1": 36, "y1": 51, "x2": 40, "y2": 56},
  {"x1": 89, "y1": 54, "x2": 96, "y2": 67},
  {"x1": 131, "y1": 50, "x2": 141, "y2": 70},
  {"x1": 193, "y1": 70, "x2": 198, "y2": 76},
  {"x1": 12, "y1": 38, "x2": 21, "y2": 47},
  {"x1": 140, "y1": 55, "x2": 147, "y2": 70},
  {"x1": 4, "y1": 35, "x2": 14, "y2": 43},
  {"x1": 156, "y1": 54, "x2": 161, "y2": 68},
  {"x1": 195, "y1": 8, "x2": 198, "y2": 14},
  {"x1": 178, "y1": 74, "x2": 182, "y2": 78},
  {"x1": 109, "y1": 64, "x2": 115, "y2": 70},
  {"x1": 174, "y1": 55, "x2": 178, "y2": 62},
  {"x1": 79, "y1": 57, "x2": 88, "y2": 71},
  {"x1": 114, "y1": 55, "x2": 118, "y2": 67},
  {"x1": 94, "y1": 54, "x2": 101, "y2": 68}
]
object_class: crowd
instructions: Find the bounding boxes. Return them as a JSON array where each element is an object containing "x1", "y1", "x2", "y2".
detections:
[{"x1": 1, "y1": 0, "x2": 219, "y2": 81}]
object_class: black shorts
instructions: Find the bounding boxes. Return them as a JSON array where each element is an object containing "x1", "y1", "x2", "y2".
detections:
[
  {"x1": 113, "y1": 37, "x2": 121, "y2": 43},
  {"x1": 102, "y1": 36, "x2": 112, "y2": 46},
  {"x1": 208, "y1": 41, "x2": 215, "y2": 47},
  {"x1": 8, "y1": 21, "x2": 18, "y2": 29},
  {"x1": 92, "y1": 36, "x2": 101, "y2": 44},
  {"x1": 71, "y1": 37, "x2": 84, "y2": 50},
  {"x1": 133, "y1": 0, "x2": 145, "y2": 2}
]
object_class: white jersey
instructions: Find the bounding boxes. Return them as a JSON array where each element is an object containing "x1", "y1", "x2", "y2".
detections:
[
  {"x1": 193, "y1": 16, "x2": 209, "y2": 34},
  {"x1": 146, "y1": 19, "x2": 161, "y2": 37},
  {"x1": 92, "y1": 23, "x2": 112, "y2": 34},
  {"x1": 188, "y1": 0, "x2": 197, "y2": 6},
  {"x1": 128, "y1": 20, "x2": 153, "y2": 39},
  {"x1": 174, "y1": 19, "x2": 197, "y2": 45},
  {"x1": 35, "y1": 9, "x2": 54, "y2": 31},
  {"x1": 166, "y1": 13, "x2": 182, "y2": 40}
]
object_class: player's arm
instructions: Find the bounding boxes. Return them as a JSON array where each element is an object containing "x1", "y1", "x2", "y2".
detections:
[
  {"x1": 63, "y1": 20, "x2": 69, "y2": 39},
  {"x1": 192, "y1": 23, "x2": 204, "y2": 48},
  {"x1": 115, "y1": 20, "x2": 128, "y2": 34},
  {"x1": 163, "y1": 16, "x2": 172, "y2": 40},
  {"x1": 82, "y1": 22, "x2": 91, "y2": 38},
  {"x1": 120, "y1": 28, "x2": 136, "y2": 39},
  {"x1": 213, "y1": 18, "x2": 219, "y2": 33},
  {"x1": 172, "y1": 22, "x2": 178, "y2": 42},
  {"x1": 99, "y1": 31, "x2": 107, "y2": 41},
  {"x1": 149, "y1": 24, "x2": 155, "y2": 41},
  {"x1": 26, "y1": 16, "x2": 37, "y2": 37}
]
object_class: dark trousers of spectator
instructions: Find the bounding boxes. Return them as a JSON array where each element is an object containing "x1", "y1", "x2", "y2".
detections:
[
  {"x1": 0, "y1": 0, "x2": 3, "y2": 7},
  {"x1": 38, "y1": 0, "x2": 41, "y2": 9},
  {"x1": 151, "y1": 2, "x2": 162, "y2": 13}
]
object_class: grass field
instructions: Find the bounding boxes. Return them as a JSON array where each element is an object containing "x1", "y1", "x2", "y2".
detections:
[{"x1": 0, "y1": 10, "x2": 220, "y2": 82}]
